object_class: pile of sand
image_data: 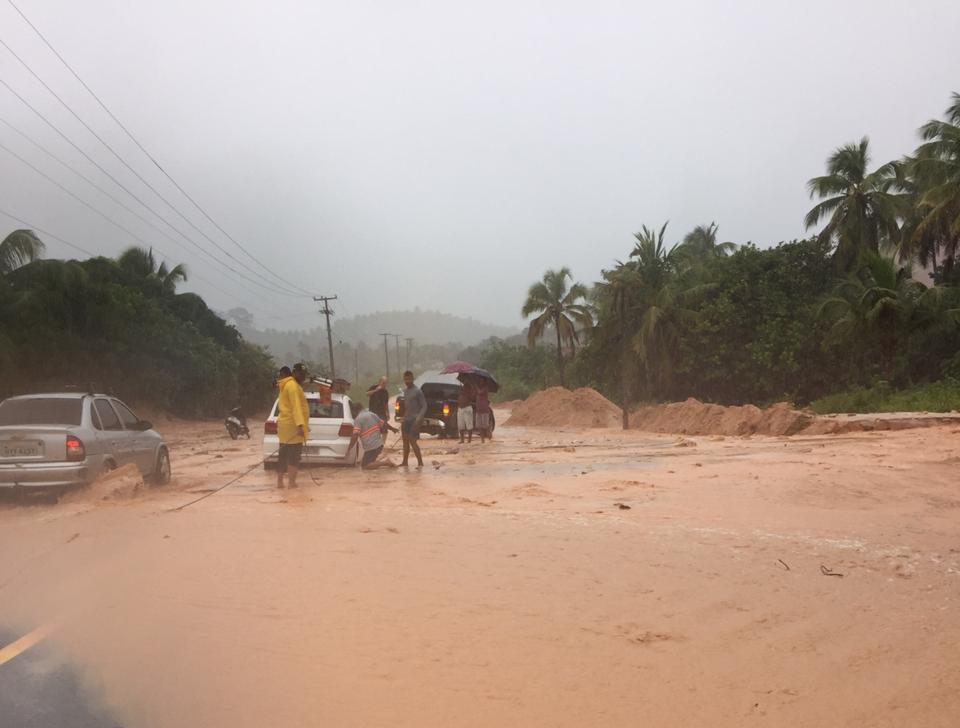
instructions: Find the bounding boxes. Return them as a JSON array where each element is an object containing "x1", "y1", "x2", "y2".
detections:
[
  {"x1": 505, "y1": 387, "x2": 622, "y2": 428},
  {"x1": 630, "y1": 398, "x2": 812, "y2": 437}
]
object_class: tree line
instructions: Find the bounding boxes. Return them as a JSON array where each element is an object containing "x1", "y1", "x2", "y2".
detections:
[
  {"x1": 0, "y1": 233, "x2": 275, "y2": 417},
  {"x1": 515, "y1": 92, "x2": 960, "y2": 411}
]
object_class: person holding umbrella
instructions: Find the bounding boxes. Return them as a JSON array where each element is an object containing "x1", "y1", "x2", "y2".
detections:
[
  {"x1": 457, "y1": 377, "x2": 476, "y2": 443},
  {"x1": 475, "y1": 378, "x2": 493, "y2": 443}
]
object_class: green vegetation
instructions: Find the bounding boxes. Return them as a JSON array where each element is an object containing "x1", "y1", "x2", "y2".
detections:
[
  {"x1": 521, "y1": 268, "x2": 592, "y2": 388},
  {"x1": 502, "y1": 93, "x2": 960, "y2": 416},
  {"x1": 459, "y1": 337, "x2": 557, "y2": 402},
  {"x1": 0, "y1": 243, "x2": 275, "y2": 417},
  {"x1": 810, "y1": 380, "x2": 960, "y2": 414}
]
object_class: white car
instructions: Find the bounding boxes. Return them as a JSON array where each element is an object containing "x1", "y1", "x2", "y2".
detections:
[{"x1": 262, "y1": 391, "x2": 358, "y2": 467}]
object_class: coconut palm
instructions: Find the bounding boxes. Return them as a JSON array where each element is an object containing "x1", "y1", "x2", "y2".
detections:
[
  {"x1": 0, "y1": 229, "x2": 45, "y2": 275},
  {"x1": 117, "y1": 246, "x2": 187, "y2": 295},
  {"x1": 680, "y1": 223, "x2": 737, "y2": 259},
  {"x1": 909, "y1": 93, "x2": 960, "y2": 276},
  {"x1": 817, "y1": 251, "x2": 924, "y2": 379},
  {"x1": 522, "y1": 267, "x2": 593, "y2": 388},
  {"x1": 596, "y1": 262, "x2": 644, "y2": 427},
  {"x1": 805, "y1": 137, "x2": 903, "y2": 269}
]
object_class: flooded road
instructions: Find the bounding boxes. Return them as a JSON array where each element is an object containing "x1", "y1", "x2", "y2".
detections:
[{"x1": 1, "y1": 415, "x2": 959, "y2": 726}]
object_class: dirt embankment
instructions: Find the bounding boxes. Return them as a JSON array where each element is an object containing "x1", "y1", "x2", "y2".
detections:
[
  {"x1": 630, "y1": 398, "x2": 812, "y2": 436},
  {"x1": 504, "y1": 387, "x2": 622, "y2": 428},
  {"x1": 508, "y1": 389, "x2": 960, "y2": 436}
]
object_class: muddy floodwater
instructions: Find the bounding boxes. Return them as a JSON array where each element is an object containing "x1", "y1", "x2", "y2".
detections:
[{"x1": 2, "y1": 412, "x2": 959, "y2": 727}]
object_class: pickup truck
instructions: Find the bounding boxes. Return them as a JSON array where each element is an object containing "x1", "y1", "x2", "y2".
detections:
[{"x1": 394, "y1": 371, "x2": 495, "y2": 438}]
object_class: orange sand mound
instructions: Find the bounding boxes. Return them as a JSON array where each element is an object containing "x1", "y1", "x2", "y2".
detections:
[
  {"x1": 630, "y1": 398, "x2": 812, "y2": 436},
  {"x1": 505, "y1": 387, "x2": 621, "y2": 428}
]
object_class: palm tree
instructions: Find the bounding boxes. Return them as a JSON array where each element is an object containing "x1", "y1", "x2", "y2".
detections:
[
  {"x1": 680, "y1": 223, "x2": 737, "y2": 259},
  {"x1": 117, "y1": 246, "x2": 187, "y2": 295},
  {"x1": 909, "y1": 93, "x2": 960, "y2": 277},
  {"x1": 817, "y1": 251, "x2": 924, "y2": 379},
  {"x1": 630, "y1": 223, "x2": 678, "y2": 286},
  {"x1": 596, "y1": 262, "x2": 644, "y2": 428},
  {"x1": 1, "y1": 229, "x2": 45, "y2": 275},
  {"x1": 522, "y1": 267, "x2": 593, "y2": 388},
  {"x1": 805, "y1": 137, "x2": 903, "y2": 269}
]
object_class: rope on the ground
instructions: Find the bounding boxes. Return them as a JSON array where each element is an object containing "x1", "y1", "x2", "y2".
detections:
[{"x1": 165, "y1": 451, "x2": 277, "y2": 512}]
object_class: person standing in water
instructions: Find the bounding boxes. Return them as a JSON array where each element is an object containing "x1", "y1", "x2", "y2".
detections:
[
  {"x1": 276, "y1": 363, "x2": 310, "y2": 488},
  {"x1": 400, "y1": 370, "x2": 426, "y2": 468},
  {"x1": 475, "y1": 379, "x2": 493, "y2": 443},
  {"x1": 367, "y1": 375, "x2": 390, "y2": 421},
  {"x1": 457, "y1": 378, "x2": 476, "y2": 443}
]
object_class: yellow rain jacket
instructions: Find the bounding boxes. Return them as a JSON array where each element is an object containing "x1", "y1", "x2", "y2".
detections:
[{"x1": 276, "y1": 376, "x2": 310, "y2": 444}]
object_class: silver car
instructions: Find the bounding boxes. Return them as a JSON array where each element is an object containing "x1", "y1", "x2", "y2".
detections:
[{"x1": 0, "y1": 392, "x2": 171, "y2": 494}]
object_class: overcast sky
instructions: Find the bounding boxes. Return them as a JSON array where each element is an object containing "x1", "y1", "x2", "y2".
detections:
[{"x1": 1, "y1": 0, "x2": 959, "y2": 328}]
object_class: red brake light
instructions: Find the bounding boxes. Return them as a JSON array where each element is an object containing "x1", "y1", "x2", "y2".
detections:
[
  {"x1": 338, "y1": 423, "x2": 354, "y2": 438},
  {"x1": 442, "y1": 403, "x2": 450, "y2": 416},
  {"x1": 264, "y1": 421, "x2": 278, "y2": 435},
  {"x1": 66, "y1": 435, "x2": 85, "y2": 462},
  {"x1": 395, "y1": 400, "x2": 401, "y2": 412}
]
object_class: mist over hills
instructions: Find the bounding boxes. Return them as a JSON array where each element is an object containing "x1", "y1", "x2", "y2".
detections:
[{"x1": 227, "y1": 307, "x2": 520, "y2": 367}]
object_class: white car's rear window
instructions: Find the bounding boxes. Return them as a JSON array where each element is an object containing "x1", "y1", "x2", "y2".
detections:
[{"x1": 271, "y1": 400, "x2": 344, "y2": 419}]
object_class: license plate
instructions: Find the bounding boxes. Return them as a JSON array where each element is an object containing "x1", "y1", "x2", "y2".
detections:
[{"x1": 1, "y1": 442, "x2": 41, "y2": 458}]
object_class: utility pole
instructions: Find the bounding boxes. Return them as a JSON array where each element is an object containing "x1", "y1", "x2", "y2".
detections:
[
  {"x1": 354, "y1": 349, "x2": 359, "y2": 386},
  {"x1": 313, "y1": 295, "x2": 338, "y2": 379},
  {"x1": 392, "y1": 334, "x2": 403, "y2": 378},
  {"x1": 379, "y1": 333, "x2": 391, "y2": 382},
  {"x1": 405, "y1": 337, "x2": 413, "y2": 369}
]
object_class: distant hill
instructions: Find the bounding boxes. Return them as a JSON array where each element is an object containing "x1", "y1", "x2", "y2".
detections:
[{"x1": 227, "y1": 307, "x2": 520, "y2": 369}]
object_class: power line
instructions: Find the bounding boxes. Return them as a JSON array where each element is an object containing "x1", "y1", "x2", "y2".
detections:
[
  {"x1": 0, "y1": 206, "x2": 95, "y2": 257},
  {"x1": 0, "y1": 35, "x2": 312, "y2": 298},
  {"x1": 0, "y1": 205, "x2": 297, "y2": 322},
  {"x1": 0, "y1": 133, "x2": 304, "y2": 301},
  {"x1": 4, "y1": 0, "x2": 316, "y2": 297}
]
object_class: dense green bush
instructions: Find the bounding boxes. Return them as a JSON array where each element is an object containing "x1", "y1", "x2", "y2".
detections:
[{"x1": 0, "y1": 255, "x2": 276, "y2": 417}]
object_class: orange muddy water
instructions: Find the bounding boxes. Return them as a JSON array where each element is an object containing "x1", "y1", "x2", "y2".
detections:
[{"x1": 1, "y1": 413, "x2": 958, "y2": 727}]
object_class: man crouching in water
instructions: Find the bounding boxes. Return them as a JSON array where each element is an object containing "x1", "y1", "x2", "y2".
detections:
[
  {"x1": 276, "y1": 363, "x2": 310, "y2": 488},
  {"x1": 349, "y1": 402, "x2": 398, "y2": 469}
]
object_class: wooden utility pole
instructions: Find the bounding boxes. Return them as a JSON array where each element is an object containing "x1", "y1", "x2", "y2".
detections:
[
  {"x1": 314, "y1": 295, "x2": 338, "y2": 378},
  {"x1": 405, "y1": 337, "x2": 413, "y2": 369},
  {"x1": 379, "y1": 333, "x2": 391, "y2": 382},
  {"x1": 392, "y1": 334, "x2": 403, "y2": 377}
]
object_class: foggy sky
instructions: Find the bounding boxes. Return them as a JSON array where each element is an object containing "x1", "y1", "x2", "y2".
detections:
[{"x1": 1, "y1": 0, "x2": 959, "y2": 328}]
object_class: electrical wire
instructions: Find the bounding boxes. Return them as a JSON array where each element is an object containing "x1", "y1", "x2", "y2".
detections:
[
  {"x1": 0, "y1": 117, "x2": 311, "y2": 300},
  {"x1": 0, "y1": 206, "x2": 302, "y2": 322},
  {"x1": 4, "y1": 0, "x2": 316, "y2": 297},
  {"x1": 0, "y1": 34, "x2": 313, "y2": 298}
]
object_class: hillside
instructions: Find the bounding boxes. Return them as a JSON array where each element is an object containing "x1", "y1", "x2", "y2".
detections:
[{"x1": 231, "y1": 308, "x2": 519, "y2": 361}]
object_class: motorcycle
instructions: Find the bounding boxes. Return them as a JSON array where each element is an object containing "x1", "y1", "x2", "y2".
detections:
[{"x1": 224, "y1": 407, "x2": 250, "y2": 440}]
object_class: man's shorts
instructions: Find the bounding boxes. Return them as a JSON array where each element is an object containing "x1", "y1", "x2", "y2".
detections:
[
  {"x1": 361, "y1": 445, "x2": 383, "y2": 468},
  {"x1": 278, "y1": 442, "x2": 303, "y2": 473},
  {"x1": 457, "y1": 405, "x2": 474, "y2": 432},
  {"x1": 401, "y1": 417, "x2": 420, "y2": 441}
]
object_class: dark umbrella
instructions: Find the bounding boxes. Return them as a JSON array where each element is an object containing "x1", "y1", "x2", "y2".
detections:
[
  {"x1": 456, "y1": 369, "x2": 500, "y2": 394},
  {"x1": 440, "y1": 361, "x2": 501, "y2": 393}
]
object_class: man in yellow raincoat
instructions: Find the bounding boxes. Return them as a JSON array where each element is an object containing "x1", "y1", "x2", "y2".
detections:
[{"x1": 276, "y1": 363, "x2": 310, "y2": 488}]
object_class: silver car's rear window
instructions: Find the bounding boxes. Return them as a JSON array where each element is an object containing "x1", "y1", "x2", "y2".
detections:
[{"x1": 0, "y1": 398, "x2": 83, "y2": 426}]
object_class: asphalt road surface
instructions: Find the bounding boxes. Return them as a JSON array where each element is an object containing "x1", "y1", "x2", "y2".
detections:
[{"x1": 0, "y1": 627, "x2": 122, "y2": 728}]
